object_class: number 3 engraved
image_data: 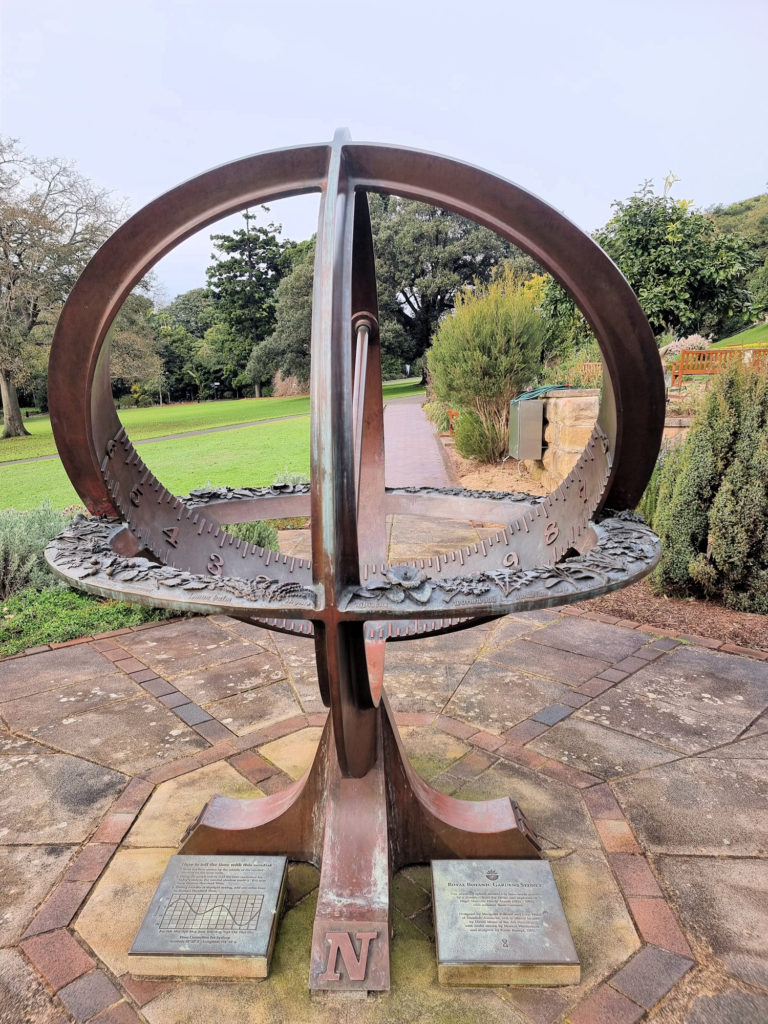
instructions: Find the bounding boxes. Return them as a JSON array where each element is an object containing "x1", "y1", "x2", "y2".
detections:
[
  {"x1": 503, "y1": 551, "x2": 519, "y2": 568},
  {"x1": 545, "y1": 521, "x2": 559, "y2": 545},
  {"x1": 130, "y1": 486, "x2": 143, "y2": 506},
  {"x1": 207, "y1": 552, "x2": 224, "y2": 576}
]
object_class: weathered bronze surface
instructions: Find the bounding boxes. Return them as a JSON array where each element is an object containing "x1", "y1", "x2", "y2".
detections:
[
  {"x1": 432, "y1": 859, "x2": 580, "y2": 986},
  {"x1": 46, "y1": 131, "x2": 665, "y2": 991}
]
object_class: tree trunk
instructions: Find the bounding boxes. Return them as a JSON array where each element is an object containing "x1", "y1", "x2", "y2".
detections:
[
  {"x1": 254, "y1": 381, "x2": 262, "y2": 398},
  {"x1": 0, "y1": 369, "x2": 30, "y2": 438}
]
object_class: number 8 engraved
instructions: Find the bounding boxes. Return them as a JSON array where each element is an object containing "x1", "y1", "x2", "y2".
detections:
[
  {"x1": 545, "y1": 521, "x2": 559, "y2": 545},
  {"x1": 207, "y1": 552, "x2": 224, "y2": 577}
]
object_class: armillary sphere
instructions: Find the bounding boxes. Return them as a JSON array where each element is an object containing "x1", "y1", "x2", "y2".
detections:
[{"x1": 47, "y1": 131, "x2": 665, "y2": 991}]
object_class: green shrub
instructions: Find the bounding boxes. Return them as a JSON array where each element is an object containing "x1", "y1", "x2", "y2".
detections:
[
  {"x1": 0, "y1": 588, "x2": 170, "y2": 657},
  {"x1": 652, "y1": 364, "x2": 768, "y2": 611},
  {"x1": 636, "y1": 440, "x2": 680, "y2": 528},
  {"x1": 428, "y1": 270, "x2": 546, "y2": 462},
  {"x1": 272, "y1": 471, "x2": 310, "y2": 486},
  {"x1": 0, "y1": 502, "x2": 79, "y2": 600},
  {"x1": 539, "y1": 340, "x2": 602, "y2": 389},
  {"x1": 226, "y1": 519, "x2": 280, "y2": 550},
  {"x1": 455, "y1": 409, "x2": 499, "y2": 462}
]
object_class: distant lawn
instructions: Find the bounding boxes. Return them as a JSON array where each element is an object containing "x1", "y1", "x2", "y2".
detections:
[
  {"x1": 1, "y1": 416, "x2": 311, "y2": 510},
  {"x1": 712, "y1": 323, "x2": 768, "y2": 349},
  {"x1": 0, "y1": 381, "x2": 424, "y2": 464}
]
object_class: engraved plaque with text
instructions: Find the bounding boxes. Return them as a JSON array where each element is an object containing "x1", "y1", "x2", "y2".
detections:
[
  {"x1": 131, "y1": 855, "x2": 286, "y2": 967},
  {"x1": 432, "y1": 860, "x2": 580, "y2": 986}
]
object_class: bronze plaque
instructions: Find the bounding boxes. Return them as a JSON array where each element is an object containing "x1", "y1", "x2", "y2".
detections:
[
  {"x1": 432, "y1": 860, "x2": 580, "y2": 986},
  {"x1": 131, "y1": 855, "x2": 286, "y2": 961}
]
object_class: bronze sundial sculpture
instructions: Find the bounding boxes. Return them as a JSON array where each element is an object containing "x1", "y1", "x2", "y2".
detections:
[{"x1": 46, "y1": 132, "x2": 665, "y2": 991}]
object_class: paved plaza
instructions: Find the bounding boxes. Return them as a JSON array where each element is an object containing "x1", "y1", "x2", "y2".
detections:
[{"x1": 0, "y1": 399, "x2": 766, "y2": 1023}]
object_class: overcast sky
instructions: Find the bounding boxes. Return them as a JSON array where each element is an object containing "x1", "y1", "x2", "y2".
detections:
[{"x1": 2, "y1": 0, "x2": 766, "y2": 300}]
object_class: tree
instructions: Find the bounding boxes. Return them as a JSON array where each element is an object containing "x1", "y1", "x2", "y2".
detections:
[
  {"x1": 711, "y1": 193, "x2": 768, "y2": 323},
  {"x1": 205, "y1": 209, "x2": 297, "y2": 391},
  {"x1": 594, "y1": 182, "x2": 757, "y2": 340},
  {"x1": 0, "y1": 137, "x2": 121, "y2": 436},
  {"x1": 369, "y1": 195, "x2": 513, "y2": 366},
  {"x1": 108, "y1": 293, "x2": 164, "y2": 402},
  {"x1": 247, "y1": 241, "x2": 314, "y2": 393},
  {"x1": 428, "y1": 270, "x2": 546, "y2": 460}
]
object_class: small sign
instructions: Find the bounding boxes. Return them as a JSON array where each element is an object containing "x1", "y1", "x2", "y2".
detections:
[
  {"x1": 131, "y1": 855, "x2": 286, "y2": 971},
  {"x1": 432, "y1": 860, "x2": 580, "y2": 986}
]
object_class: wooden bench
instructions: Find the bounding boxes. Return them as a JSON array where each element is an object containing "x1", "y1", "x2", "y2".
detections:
[
  {"x1": 670, "y1": 348, "x2": 768, "y2": 387},
  {"x1": 446, "y1": 408, "x2": 460, "y2": 434}
]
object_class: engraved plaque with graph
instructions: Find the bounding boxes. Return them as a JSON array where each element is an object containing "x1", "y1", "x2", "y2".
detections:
[{"x1": 131, "y1": 855, "x2": 287, "y2": 961}]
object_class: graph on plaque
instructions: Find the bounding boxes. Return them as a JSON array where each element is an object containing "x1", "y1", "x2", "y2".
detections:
[{"x1": 159, "y1": 893, "x2": 263, "y2": 932}]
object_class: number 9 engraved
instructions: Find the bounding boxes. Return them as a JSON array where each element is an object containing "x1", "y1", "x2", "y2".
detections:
[{"x1": 502, "y1": 551, "x2": 520, "y2": 568}]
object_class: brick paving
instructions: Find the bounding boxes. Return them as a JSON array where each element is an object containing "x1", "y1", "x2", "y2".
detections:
[{"x1": 0, "y1": 398, "x2": 766, "y2": 1022}]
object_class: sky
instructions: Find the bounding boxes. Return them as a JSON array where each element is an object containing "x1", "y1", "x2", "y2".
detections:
[{"x1": 1, "y1": 0, "x2": 766, "y2": 300}]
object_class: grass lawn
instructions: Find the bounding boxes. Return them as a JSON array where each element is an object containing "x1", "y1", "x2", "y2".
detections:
[
  {"x1": 0, "y1": 381, "x2": 424, "y2": 464},
  {"x1": 1, "y1": 416, "x2": 311, "y2": 510},
  {"x1": 712, "y1": 322, "x2": 768, "y2": 348}
]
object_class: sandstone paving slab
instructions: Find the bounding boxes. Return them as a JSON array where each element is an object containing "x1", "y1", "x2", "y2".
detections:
[
  {"x1": 286, "y1": 674, "x2": 326, "y2": 715},
  {"x1": 613, "y1": 755, "x2": 768, "y2": 856},
  {"x1": 26, "y1": 698, "x2": 208, "y2": 774},
  {"x1": 0, "y1": 845, "x2": 72, "y2": 943},
  {"x1": 171, "y1": 650, "x2": 286, "y2": 705},
  {"x1": 485, "y1": 638, "x2": 610, "y2": 685},
  {"x1": 1, "y1": 673, "x2": 143, "y2": 732},
  {"x1": 0, "y1": 643, "x2": 116, "y2": 701},
  {"x1": 113, "y1": 617, "x2": 254, "y2": 676},
  {"x1": 529, "y1": 717, "x2": 678, "y2": 779},
  {"x1": 259, "y1": 726, "x2": 323, "y2": 779},
  {"x1": 483, "y1": 616, "x2": 537, "y2": 647},
  {"x1": 704, "y1": 732, "x2": 768, "y2": 759},
  {"x1": 454, "y1": 758, "x2": 600, "y2": 853},
  {"x1": 0, "y1": 948, "x2": 71, "y2": 1024},
  {"x1": 124, "y1": 762, "x2": 263, "y2": 848},
  {"x1": 0, "y1": 744, "x2": 125, "y2": 844},
  {"x1": 206, "y1": 614, "x2": 278, "y2": 650},
  {"x1": 679, "y1": 988, "x2": 768, "y2": 1024},
  {"x1": 583, "y1": 646, "x2": 768, "y2": 755},
  {"x1": 205, "y1": 680, "x2": 301, "y2": 735},
  {"x1": 521, "y1": 616, "x2": 648, "y2": 662},
  {"x1": 443, "y1": 659, "x2": 571, "y2": 733},
  {"x1": 399, "y1": 726, "x2": 470, "y2": 781},
  {"x1": 656, "y1": 856, "x2": 768, "y2": 989},
  {"x1": 383, "y1": 663, "x2": 470, "y2": 713},
  {"x1": 383, "y1": 626, "x2": 490, "y2": 668},
  {"x1": 502, "y1": 850, "x2": 645, "y2": 1019}
]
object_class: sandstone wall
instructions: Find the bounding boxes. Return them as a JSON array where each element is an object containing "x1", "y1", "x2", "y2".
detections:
[{"x1": 524, "y1": 389, "x2": 600, "y2": 491}]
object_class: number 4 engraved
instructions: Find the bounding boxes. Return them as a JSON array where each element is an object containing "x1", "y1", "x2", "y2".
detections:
[{"x1": 162, "y1": 526, "x2": 179, "y2": 548}]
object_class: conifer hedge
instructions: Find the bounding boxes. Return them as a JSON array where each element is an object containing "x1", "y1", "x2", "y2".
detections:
[{"x1": 651, "y1": 364, "x2": 768, "y2": 612}]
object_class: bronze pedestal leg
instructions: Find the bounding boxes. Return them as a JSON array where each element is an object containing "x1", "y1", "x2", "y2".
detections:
[{"x1": 180, "y1": 697, "x2": 539, "y2": 991}]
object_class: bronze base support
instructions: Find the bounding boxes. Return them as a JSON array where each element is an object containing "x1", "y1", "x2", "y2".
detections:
[{"x1": 179, "y1": 697, "x2": 540, "y2": 991}]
